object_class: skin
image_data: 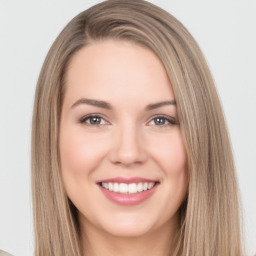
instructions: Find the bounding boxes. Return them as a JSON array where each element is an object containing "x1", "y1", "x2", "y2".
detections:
[{"x1": 59, "y1": 40, "x2": 188, "y2": 256}]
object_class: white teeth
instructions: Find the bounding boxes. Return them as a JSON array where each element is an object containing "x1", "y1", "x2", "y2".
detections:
[
  {"x1": 128, "y1": 183, "x2": 137, "y2": 194},
  {"x1": 102, "y1": 182, "x2": 108, "y2": 189},
  {"x1": 113, "y1": 183, "x2": 119, "y2": 192},
  {"x1": 137, "y1": 183, "x2": 143, "y2": 192},
  {"x1": 109, "y1": 183, "x2": 113, "y2": 191},
  {"x1": 148, "y1": 182, "x2": 154, "y2": 189},
  {"x1": 101, "y1": 182, "x2": 156, "y2": 194},
  {"x1": 119, "y1": 183, "x2": 128, "y2": 193}
]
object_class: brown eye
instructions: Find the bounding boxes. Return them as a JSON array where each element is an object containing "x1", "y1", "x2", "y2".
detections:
[
  {"x1": 80, "y1": 115, "x2": 108, "y2": 125},
  {"x1": 88, "y1": 116, "x2": 102, "y2": 125}
]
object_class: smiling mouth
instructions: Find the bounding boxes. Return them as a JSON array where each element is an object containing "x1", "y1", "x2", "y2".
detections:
[
  {"x1": 99, "y1": 181, "x2": 159, "y2": 194},
  {"x1": 97, "y1": 177, "x2": 160, "y2": 205}
]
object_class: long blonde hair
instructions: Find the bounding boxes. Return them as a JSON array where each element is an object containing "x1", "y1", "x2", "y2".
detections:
[{"x1": 31, "y1": 0, "x2": 243, "y2": 255}]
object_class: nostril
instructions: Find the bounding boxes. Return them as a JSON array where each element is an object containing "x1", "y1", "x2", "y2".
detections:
[{"x1": 108, "y1": 144, "x2": 148, "y2": 166}]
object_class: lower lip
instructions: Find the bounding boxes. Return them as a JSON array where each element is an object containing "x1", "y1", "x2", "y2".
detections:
[{"x1": 98, "y1": 184, "x2": 159, "y2": 206}]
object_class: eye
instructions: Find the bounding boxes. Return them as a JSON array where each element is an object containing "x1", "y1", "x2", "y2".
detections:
[
  {"x1": 148, "y1": 116, "x2": 177, "y2": 126},
  {"x1": 80, "y1": 115, "x2": 108, "y2": 126}
]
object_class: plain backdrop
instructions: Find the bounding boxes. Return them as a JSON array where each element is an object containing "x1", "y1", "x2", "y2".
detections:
[{"x1": 0, "y1": 0, "x2": 255, "y2": 255}]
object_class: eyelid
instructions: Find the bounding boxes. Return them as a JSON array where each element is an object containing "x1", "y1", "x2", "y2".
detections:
[
  {"x1": 147, "y1": 114, "x2": 178, "y2": 126},
  {"x1": 79, "y1": 113, "x2": 178, "y2": 126},
  {"x1": 80, "y1": 113, "x2": 110, "y2": 125}
]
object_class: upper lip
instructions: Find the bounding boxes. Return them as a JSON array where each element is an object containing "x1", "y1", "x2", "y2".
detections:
[{"x1": 97, "y1": 176, "x2": 159, "y2": 184}]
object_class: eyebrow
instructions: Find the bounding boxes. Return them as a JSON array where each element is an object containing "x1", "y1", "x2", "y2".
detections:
[
  {"x1": 145, "y1": 100, "x2": 176, "y2": 111},
  {"x1": 71, "y1": 98, "x2": 112, "y2": 109},
  {"x1": 71, "y1": 98, "x2": 176, "y2": 110}
]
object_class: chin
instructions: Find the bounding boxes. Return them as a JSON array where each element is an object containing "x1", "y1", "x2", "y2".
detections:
[
  {"x1": 93, "y1": 211, "x2": 160, "y2": 238},
  {"x1": 102, "y1": 222, "x2": 153, "y2": 238}
]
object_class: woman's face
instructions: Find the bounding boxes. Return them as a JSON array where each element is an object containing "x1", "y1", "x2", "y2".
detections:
[{"x1": 59, "y1": 40, "x2": 188, "y2": 238}]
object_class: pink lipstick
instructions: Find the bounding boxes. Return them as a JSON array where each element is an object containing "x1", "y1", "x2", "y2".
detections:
[{"x1": 97, "y1": 177, "x2": 159, "y2": 206}]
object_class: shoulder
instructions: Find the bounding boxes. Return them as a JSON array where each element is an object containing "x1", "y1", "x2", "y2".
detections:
[{"x1": 0, "y1": 250, "x2": 13, "y2": 256}]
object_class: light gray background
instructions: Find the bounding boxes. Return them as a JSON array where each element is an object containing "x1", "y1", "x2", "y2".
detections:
[{"x1": 0, "y1": 0, "x2": 255, "y2": 255}]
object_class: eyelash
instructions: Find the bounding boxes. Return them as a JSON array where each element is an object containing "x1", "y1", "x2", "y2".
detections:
[
  {"x1": 80, "y1": 114, "x2": 108, "y2": 126},
  {"x1": 148, "y1": 115, "x2": 178, "y2": 126},
  {"x1": 80, "y1": 114, "x2": 178, "y2": 127}
]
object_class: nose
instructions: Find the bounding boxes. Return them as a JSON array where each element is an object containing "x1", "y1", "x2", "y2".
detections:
[{"x1": 108, "y1": 124, "x2": 148, "y2": 166}]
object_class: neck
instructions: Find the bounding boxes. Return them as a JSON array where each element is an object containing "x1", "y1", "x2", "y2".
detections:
[{"x1": 80, "y1": 217, "x2": 179, "y2": 256}]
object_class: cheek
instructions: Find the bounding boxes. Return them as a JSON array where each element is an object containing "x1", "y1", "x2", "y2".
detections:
[
  {"x1": 60, "y1": 136, "x2": 88, "y2": 176},
  {"x1": 155, "y1": 131, "x2": 188, "y2": 212},
  {"x1": 143, "y1": 130, "x2": 188, "y2": 225},
  {"x1": 59, "y1": 127, "x2": 107, "y2": 180},
  {"x1": 150, "y1": 131, "x2": 187, "y2": 175},
  {"x1": 149, "y1": 130, "x2": 188, "y2": 206},
  {"x1": 59, "y1": 126, "x2": 110, "y2": 215}
]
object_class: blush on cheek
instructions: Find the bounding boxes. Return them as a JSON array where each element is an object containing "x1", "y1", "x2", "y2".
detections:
[
  {"x1": 61, "y1": 146, "x2": 88, "y2": 175},
  {"x1": 59, "y1": 131, "x2": 108, "y2": 179},
  {"x1": 153, "y1": 138, "x2": 187, "y2": 174},
  {"x1": 59, "y1": 134, "x2": 86, "y2": 175}
]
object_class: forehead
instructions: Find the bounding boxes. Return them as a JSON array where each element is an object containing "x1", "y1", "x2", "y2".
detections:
[{"x1": 64, "y1": 39, "x2": 174, "y2": 107}]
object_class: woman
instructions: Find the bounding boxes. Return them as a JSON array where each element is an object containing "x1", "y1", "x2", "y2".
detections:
[{"x1": 31, "y1": 0, "x2": 243, "y2": 255}]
